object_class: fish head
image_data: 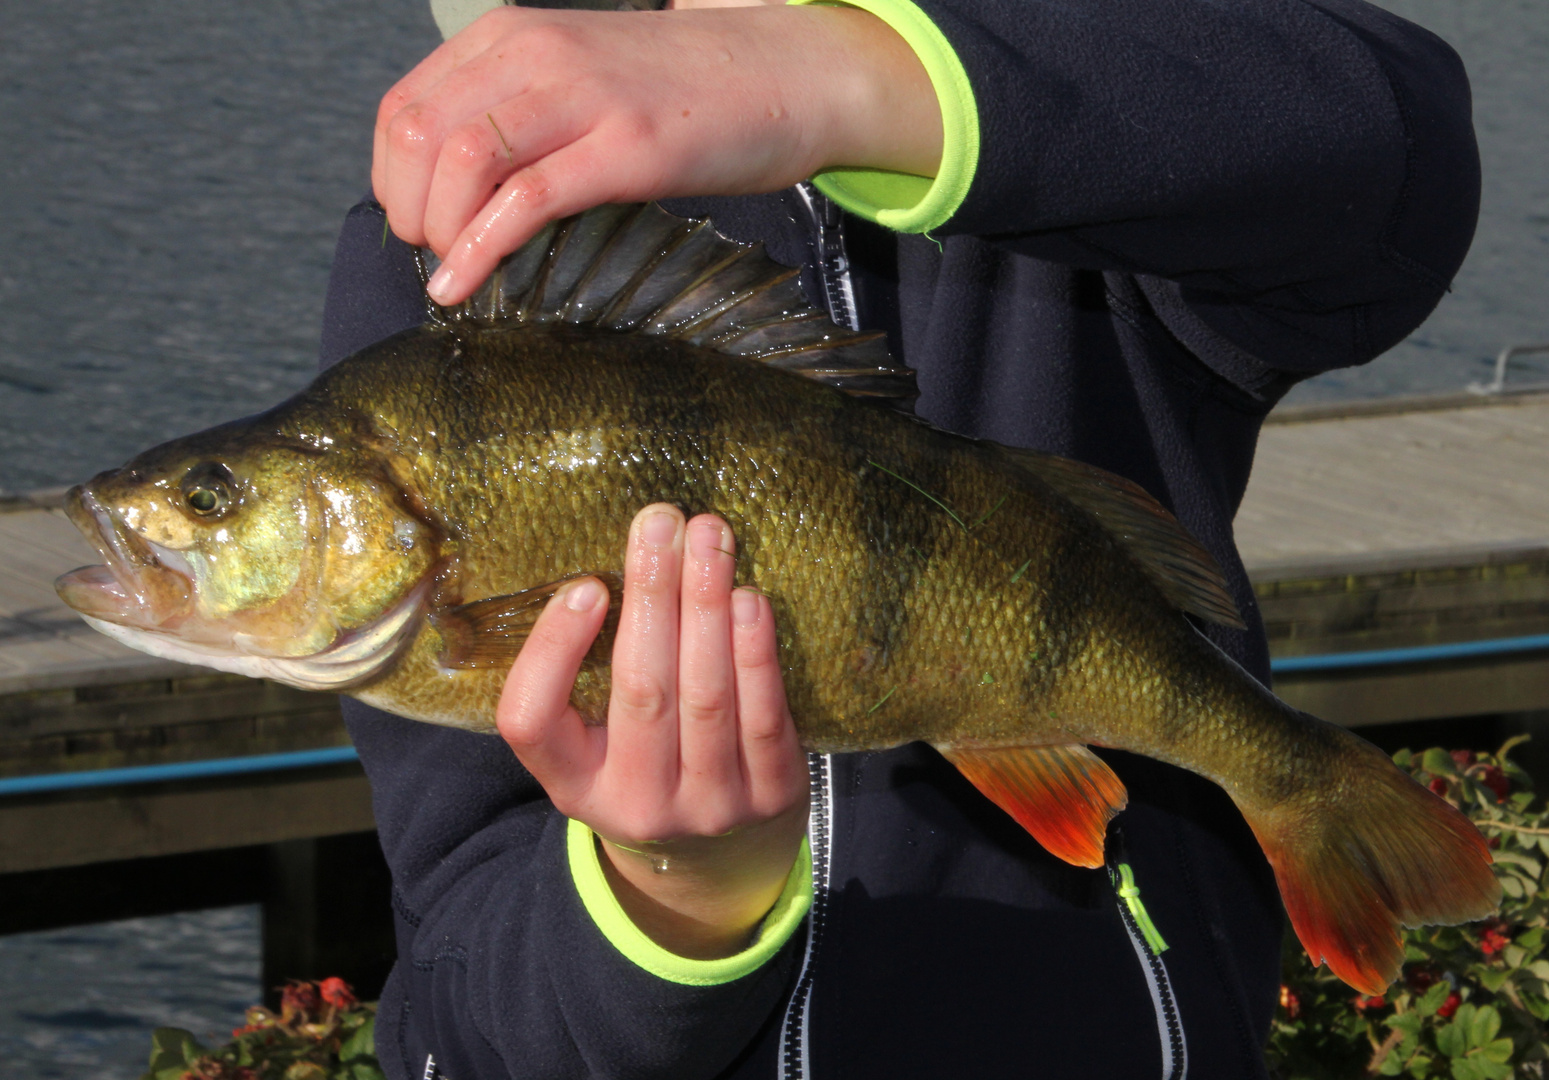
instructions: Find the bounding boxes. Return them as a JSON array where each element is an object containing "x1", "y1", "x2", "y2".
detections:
[{"x1": 55, "y1": 422, "x2": 442, "y2": 689}]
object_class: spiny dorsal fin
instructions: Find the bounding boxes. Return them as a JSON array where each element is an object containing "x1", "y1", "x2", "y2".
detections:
[
  {"x1": 998, "y1": 446, "x2": 1246, "y2": 629},
  {"x1": 419, "y1": 203, "x2": 918, "y2": 410},
  {"x1": 938, "y1": 743, "x2": 1128, "y2": 868}
]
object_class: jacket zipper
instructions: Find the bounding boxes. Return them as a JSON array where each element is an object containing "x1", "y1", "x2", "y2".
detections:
[
  {"x1": 792, "y1": 183, "x2": 862, "y2": 333},
  {"x1": 1111, "y1": 858, "x2": 1188, "y2": 1080},
  {"x1": 778, "y1": 752, "x2": 834, "y2": 1080}
]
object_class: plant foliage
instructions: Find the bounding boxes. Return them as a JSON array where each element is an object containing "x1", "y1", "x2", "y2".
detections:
[
  {"x1": 141, "y1": 978, "x2": 384, "y2": 1080},
  {"x1": 1269, "y1": 737, "x2": 1549, "y2": 1079}
]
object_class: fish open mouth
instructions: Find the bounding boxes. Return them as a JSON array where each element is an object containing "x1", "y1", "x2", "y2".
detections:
[
  {"x1": 55, "y1": 485, "x2": 195, "y2": 631},
  {"x1": 55, "y1": 484, "x2": 431, "y2": 690}
]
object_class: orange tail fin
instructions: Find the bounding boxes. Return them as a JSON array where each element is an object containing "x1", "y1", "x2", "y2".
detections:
[{"x1": 1244, "y1": 737, "x2": 1500, "y2": 995}]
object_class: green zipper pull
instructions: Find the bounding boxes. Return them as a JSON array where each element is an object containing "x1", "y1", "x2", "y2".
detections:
[{"x1": 1115, "y1": 862, "x2": 1169, "y2": 954}]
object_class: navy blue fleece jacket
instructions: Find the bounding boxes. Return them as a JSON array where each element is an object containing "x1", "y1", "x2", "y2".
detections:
[{"x1": 319, "y1": 0, "x2": 1478, "y2": 1075}]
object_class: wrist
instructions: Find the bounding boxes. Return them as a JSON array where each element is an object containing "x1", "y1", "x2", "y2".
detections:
[
  {"x1": 787, "y1": 5, "x2": 943, "y2": 177},
  {"x1": 594, "y1": 803, "x2": 809, "y2": 959}
]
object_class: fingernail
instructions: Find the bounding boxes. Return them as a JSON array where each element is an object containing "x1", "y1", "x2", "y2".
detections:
[
  {"x1": 640, "y1": 509, "x2": 679, "y2": 549},
  {"x1": 689, "y1": 519, "x2": 730, "y2": 560},
  {"x1": 731, "y1": 588, "x2": 761, "y2": 627},
  {"x1": 426, "y1": 265, "x2": 455, "y2": 304},
  {"x1": 564, "y1": 578, "x2": 605, "y2": 612}
]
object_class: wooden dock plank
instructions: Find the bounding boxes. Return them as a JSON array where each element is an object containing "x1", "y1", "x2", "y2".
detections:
[
  {"x1": 1238, "y1": 395, "x2": 1549, "y2": 566},
  {"x1": 0, "y1": 767, "x2": 374, "y2": 874}
]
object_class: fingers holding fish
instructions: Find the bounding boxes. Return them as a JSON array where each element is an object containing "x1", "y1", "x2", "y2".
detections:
[
  {"x1": 417, "y1": 92, "x2": 580, "y2": 256},
  {"x1": 494, "y1": 576, "x2": 611, "y2": 809},
  {"x1": 371, "y1": 6, "x2": 544, "y2": 237},
  {"x1": 674, "y1": 516, "x2": 748, "y2": 833},
  {"x1": 374, "y1": 5, "x2": 943, "y2": 304},
  {"x1": 729, "y1": 588, "x2": 808, "y2": 821},
  {"x1": 601, "y1": 504, "x2": 688, "y2": 824}
]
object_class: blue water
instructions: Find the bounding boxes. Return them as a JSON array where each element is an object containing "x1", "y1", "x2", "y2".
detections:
[
  {"x1": 0, "y1": 0, "x2": 439, "y2": 496},
  {"x1": 0, "y1": 907, "x2": 260, "y2": 1080},
  {"x1": 1281, "y1": 0, "x2": 1549, "y2": 405},
  {"x1": 0, "y1": 0, "x2": 1545, "y2": 496}
]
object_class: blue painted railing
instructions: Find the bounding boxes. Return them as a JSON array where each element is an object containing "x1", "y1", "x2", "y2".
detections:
[{"x1": 0, "y1": 745, "x2": 360, "y2": 797}]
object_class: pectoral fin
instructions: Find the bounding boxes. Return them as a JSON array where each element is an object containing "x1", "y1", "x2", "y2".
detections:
[
  {"x1": 431, "y1": 572, "x2": 623, "y2": 670},
  {"x1": 939, "y1": 744, "x2": 1128, "y2": 868}
]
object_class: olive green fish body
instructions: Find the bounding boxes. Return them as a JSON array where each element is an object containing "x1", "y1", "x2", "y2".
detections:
[
  {"x1": 55, "y1": 204, "x2": 1500, "y2": 996},
  {"x1": 300, "y1": 323, "x2": 1207, "y2": 761}
]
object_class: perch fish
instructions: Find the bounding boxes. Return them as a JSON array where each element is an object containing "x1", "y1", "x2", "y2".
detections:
[{"x1": 54, "y1": 203, "x2": 1499, "y2": 994}]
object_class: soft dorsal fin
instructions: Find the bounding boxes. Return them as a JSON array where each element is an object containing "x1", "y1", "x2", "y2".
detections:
[
  {"x1": 938, "y1": 743, "x2": 1128, "y2": 868},
  {"x1": 419, "y1": 203, "x2": 919, "y2": 411},
  {"x1": 999, "y1": 446, "x2": 1246, "y2": 629}
]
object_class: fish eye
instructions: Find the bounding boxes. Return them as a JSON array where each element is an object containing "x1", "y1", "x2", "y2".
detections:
[{"x1": 180, "y1": 463, "x2": 237, "y2": 518}]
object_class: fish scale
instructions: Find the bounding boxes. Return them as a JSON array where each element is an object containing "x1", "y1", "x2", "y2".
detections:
[{"x1": 53, "y1": 202, "x2": 1501, "y2": 996}]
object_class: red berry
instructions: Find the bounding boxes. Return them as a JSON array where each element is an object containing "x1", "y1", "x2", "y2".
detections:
[
  {"x1": 319, "y1": 976, "x2": 358, "y2": 1011},
  {"x1": 1279, "y1": 985, "x2": 1301, "y2": 1019},
  {"x1": 1407, "y1": 968, "x2": 1439, "y2": 990},
  {"x1": 1429, "y1": 777, "x2": 1449, "y2": 796},
  {"x1": 1479, "y1": 919, "x2": 1512, "y2": 956},
  {"x1": 1478, "y1": 765, "x2": 1510, "y2": 800},
  {"x1": 1451, "y1": 750, "x2": 1476, "y2": 768},
  {"x1": 1437, "y1": 992, "x2": 1461, "y2": 1019}
]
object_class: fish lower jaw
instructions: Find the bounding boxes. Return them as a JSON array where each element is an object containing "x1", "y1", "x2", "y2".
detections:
[
  {"x1": 55, "y1": 562, "x2": 194, "y2": 631},
  {"x1": 77, "y1": 581, "x2": 430, "y2": 693}
]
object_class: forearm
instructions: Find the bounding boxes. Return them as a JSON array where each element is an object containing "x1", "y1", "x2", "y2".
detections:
[{"x1": 914, "y1": 0, "x2": 1475, "y2": 278}]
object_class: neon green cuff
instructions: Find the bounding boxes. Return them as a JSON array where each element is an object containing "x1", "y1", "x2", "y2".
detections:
[
  {"x1": 566, "y1": 818, "x2": 814, "y2": 986},
  {"x1": 788, "y1": 0, "x2": 979, "y2": 233}
]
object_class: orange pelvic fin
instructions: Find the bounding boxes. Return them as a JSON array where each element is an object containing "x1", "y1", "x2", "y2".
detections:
[
  {"x1": 939, "y1": 744, "x2": 1128, "y2": 868},
  {"x1": 1245, "y1": 744, "x2": 1502, "y2": 995}
]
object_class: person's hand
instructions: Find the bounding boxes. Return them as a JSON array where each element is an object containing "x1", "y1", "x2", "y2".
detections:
[
  {"x1": 373, "y1": 2, "x2": 942, "y2": 305},
  {"x1": 496, "y1": 505, "x2": 810, "y2": 959}
]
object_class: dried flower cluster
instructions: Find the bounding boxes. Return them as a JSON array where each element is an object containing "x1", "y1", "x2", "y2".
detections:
[
  {"x1": 140, "y1": 978, "x2": 383, "y2": 1080},
  {"x1": 1268, "y1": 737, "x2": 1549, "y2": 1079}
]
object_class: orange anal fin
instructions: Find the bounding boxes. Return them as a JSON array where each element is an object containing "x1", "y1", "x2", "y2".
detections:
[{"x1": 939, "y1": 744, "x2": 1128, "y2": 868}]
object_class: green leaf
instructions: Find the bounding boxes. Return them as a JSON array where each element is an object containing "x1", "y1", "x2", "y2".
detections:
[
  {"x1": 1482, "y1": 1037, "x2": 1516, "y2": 1065},
  {"x1": 1393, "y1": 1011, "x2": 1426, "y2": 1036},
  {"x1": 1438, "y1": 1015, "x2": 1470, "y2": 1058},
  {"x1": 1502, "y1": 876, "x2": 1525, "y2": 899},
  {"x1": 1469, "y1": 1006, "x2": 1502, "y2": 1051},
  {"x1": 1492, "y1": 851, "x2": 1542, "y2": 875},
  {"x1": 1518, "y1": 927, "x2": 1545, "y2": 951},
  {"x1": 1425, "y1": 748, "x2": 1460, "y2": 776},
  {"x1": 1466, "y1": 1056, "x2": 1513, "y2": 1080},
  {"x1": 147, "y1": 1028, "x2": 202, "y2": 1071},
  {"x1": 341, "y1": 1014, "x2": 376, "y2": 1062},
  {"x1": 1419, "y1": 981, "x2": 1454, "y2": 1015},
  {"x1": 1454, "y1": 1060, "x2": 1488, "y2": 1080},
  {"x1": 1479, "y1": 968, "x2": 1512, "y2": 992},
  {"x1": 348, "y1": 1064, "x2": 387, "y2": 1080}
]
